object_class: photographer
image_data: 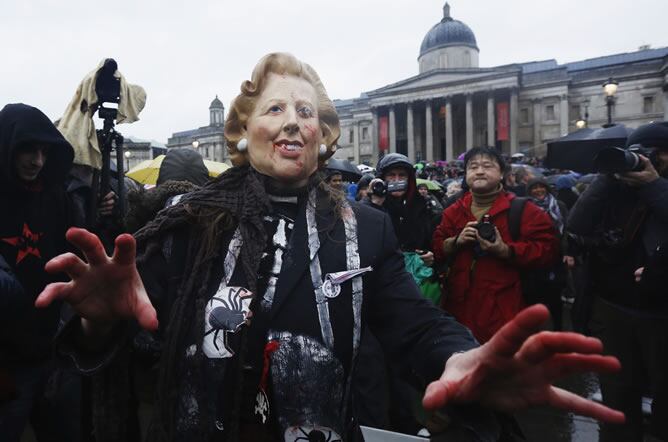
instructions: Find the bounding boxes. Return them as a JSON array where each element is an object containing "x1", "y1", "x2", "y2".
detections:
[
  {"x1": 363, "y1": 153, "x2": 435, "y2": 266},
  {"x1": 567, "y1": 121, "x2": 668, "y2": 442},
  {"x1": 359, "y1": 153, "x2": 437, "y2": 434},
  {"x1": 433, "y1": 147, "x2": 559, "y2": 343}
]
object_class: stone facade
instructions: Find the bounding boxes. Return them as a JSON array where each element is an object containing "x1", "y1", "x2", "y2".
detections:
[
  {"x1": 167, "y1": 96, "x2": 228, "y2": 162},
  {"x1": 333, "y1": 3, "x2": 668, "y2": 164},
  {"x1": 112, "y1": 136, "x2": 167, "y2": 172}
]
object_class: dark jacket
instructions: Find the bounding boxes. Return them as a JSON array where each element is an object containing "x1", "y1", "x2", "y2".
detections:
[
  {"x1": 58, "y1": 191, "x2": 477, "y2": 441},
  {"x1": 567, "y1": 173, "x2": 668, "y2": 310},
  {"x1": 0, "y1": 103, "x2": 74, "y2": 363}
]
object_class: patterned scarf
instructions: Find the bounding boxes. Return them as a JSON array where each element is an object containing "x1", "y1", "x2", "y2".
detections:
[{"x1": 531, "y1": 193, "x2": 564, "y2": 234}]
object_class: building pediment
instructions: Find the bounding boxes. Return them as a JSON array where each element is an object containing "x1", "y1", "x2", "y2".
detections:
[{"x1": 367, "y1": 68, "x2": 518, "y2": 97}]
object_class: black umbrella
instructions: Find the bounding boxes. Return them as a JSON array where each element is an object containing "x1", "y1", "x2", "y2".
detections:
[
  {"x1": 545, "y1": 124, "x2": 634, "y2": 174},
  {"x1": 325, "y1": 158, "x2": 362, "y2": 182}
]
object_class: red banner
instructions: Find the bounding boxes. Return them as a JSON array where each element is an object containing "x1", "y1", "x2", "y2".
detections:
[
  {"x1": 379, "y1": 116, "x2": 389, "y2": 151},
  {"x1": 496, "y1": 102, "x2": 509, "y2": 141}
]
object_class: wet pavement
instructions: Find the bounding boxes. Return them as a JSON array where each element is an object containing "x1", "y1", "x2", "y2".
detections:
[
  {"x1": 514, "y1": 303, "x2": 603, "y2": 442},
  {"x1": 515, "y1": 372, "x2": 602, "y2": 442}
]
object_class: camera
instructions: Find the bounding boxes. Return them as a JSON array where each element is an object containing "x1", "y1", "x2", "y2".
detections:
[
  {"x1": 370, "y1": 180, "x2": 408, "y2": 197},
  {"x1": 593, "y1": 145, "x2": 656, "y2": 174},
  {"x1": 474, "y1": 214, "x2": 496, "y2": 243}
]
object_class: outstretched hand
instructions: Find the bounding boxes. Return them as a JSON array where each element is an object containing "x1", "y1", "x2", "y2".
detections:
[
  {"x1": 422, "y1": 304, "x2": 624, "y2": 424},
  {"x1": 35, "y1": 228, "x2": 158, "y2": 332}
]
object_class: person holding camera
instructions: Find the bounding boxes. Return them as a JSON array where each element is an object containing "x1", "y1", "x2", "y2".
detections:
[
  {"x1": 359, "y1": 153, "x2": 439, "y2": 433},
  {"x1": 567, "y1": 121, "x2": 668, "y2": 442},
  {"x1": 364, "y1": 153, "x2": 435, "y2": 266},
  {"x1": 433, "y1": 147, "x2": 559, "y2": 343}
]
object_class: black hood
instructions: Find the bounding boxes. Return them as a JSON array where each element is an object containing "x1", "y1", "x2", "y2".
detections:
[
  {"x1": 157, "y1": 148, "x2": 209, "y2": 187},
  {"x1": 0, "y1": 103, "x2": 74, "y2": 186}
]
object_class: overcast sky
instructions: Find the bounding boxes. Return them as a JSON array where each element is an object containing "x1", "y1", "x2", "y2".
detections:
[{"x1": 2, "y1": 0, "x2": 666, "y2": 143}]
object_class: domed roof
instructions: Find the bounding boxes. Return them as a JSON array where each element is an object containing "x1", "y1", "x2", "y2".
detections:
[
  {"x1": 209, "y1": 95, "x2": 224, "y2": 109},
  {"x1": 419, "y1": 3, "x2": 478, "y2": 57}
]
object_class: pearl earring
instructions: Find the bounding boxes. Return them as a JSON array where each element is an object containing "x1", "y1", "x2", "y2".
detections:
[
  {"x1": 237, "y1": 138, "x2": 248, "y2": 152},
  {"x1": 319, "y1": 144, "x2": 328, "y2": 156}
]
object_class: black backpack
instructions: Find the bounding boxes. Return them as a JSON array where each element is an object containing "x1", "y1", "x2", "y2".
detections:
[{"x1": 507, "y1": 197, "x2": 529, "y2": 242}]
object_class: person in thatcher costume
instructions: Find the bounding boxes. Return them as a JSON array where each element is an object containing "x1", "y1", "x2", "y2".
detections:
[{"x1": 36, "y1": 53, "x2": 624, "y2": 441}]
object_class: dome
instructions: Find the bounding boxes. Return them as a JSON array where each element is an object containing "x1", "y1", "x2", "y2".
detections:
[
  {"x1": 209, "y1": 95, "x2": 224, "y2": 109},
  {"x1": 419, "y1": 3, "x2": 478, "y2": 57}
]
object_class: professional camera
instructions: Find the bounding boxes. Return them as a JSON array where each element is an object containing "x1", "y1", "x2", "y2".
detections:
[
  {"x1": 474, "y1": 214, "x2": 496, "y2": 243},
  {"x1": 593, "y1": 145, "x2": 656, "y2": 174},
  {"x1": 370, "y1": 180, "x2": 408, "y2": 197}
]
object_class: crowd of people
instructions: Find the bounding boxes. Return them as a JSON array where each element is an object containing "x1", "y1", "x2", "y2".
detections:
[{"x1": 0, "y1": 52, "x2": 665, "y2": 442}]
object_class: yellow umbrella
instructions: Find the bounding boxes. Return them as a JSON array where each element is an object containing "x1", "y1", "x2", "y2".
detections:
[
  {"x1": 203, "y1": 159, "x2": 231, "y2": 177},
  {"x1": 126, "y1": 155, "x2": 231, "y2": 185}
]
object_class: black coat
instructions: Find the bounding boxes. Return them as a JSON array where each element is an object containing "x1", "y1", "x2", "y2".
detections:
[
  {"x1": 59, "y1": 194, "x2": 477, "y2": 440},
  {"x1": 0, "y1": 104, "x2": 74, "y2": 363},
  {"x1": 567, "y1": 173, "x2": 668, "y2": 309}
]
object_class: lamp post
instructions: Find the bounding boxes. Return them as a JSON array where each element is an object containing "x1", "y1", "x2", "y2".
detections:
[
  {"x1": 192, "y1": 140, "x2": 200, "y2": 150},
  {"x1": 124, "y1": 150, "x2": 132, "y2": 172},
  {"x1": 603, "y1": 78, "x2": 618, "y2": 126}
]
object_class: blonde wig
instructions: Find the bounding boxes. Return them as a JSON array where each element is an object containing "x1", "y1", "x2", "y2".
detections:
[{"x1": 224, "y1": 53, "x2": 340, "y2": 166}]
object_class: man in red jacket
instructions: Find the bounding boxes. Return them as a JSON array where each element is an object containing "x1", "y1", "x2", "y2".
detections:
[{"x1": 433, "y1": 147, "x2": 558, "y2": 343}]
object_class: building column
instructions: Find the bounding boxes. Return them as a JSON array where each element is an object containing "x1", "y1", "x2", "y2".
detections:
[
  {"x1": 425, "y1": 101, "x2": 434, "y2": 162},
  {"x1": 465, "y1": 93, "x2": 473, "y2": 150},
  {"x1": 371, "y1": 108, "x2": 379, "y2": 164},
  {"x1": 406, "y1": 103, "x2": 415, "y2": 162},
  {"x1": 487, "y1": 92, "x2": 495, "y2": 147},
  {"x1": 662, "y1": 85, "x2": 668, "y2": 121},
  {"x1": 510, "y1": 87, "x2": 519, "y2": 154},
  {"x1": 353, "y1": 122, "x2": 360, "y2": 164},
  {"x1": 560, "y1": 94, "x2": 569, "y2": 136},
  {"x1": 533, "y1": 98, "x2": 542, "y2": 146},
  {"x1": 389, "y1": 106, "x2": 397, "y2": 154},
  {"x1": 445, "y1": 97, "x2": 454, "y2": 161}
]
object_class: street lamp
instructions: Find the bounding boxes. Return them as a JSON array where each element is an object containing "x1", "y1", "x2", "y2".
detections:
[
  {"x1": 192, "y1": 140, "x2": 200, "y2": 150},
  {"x1": 602, "y1": 77, "x2": 618, "y2": 126},
  {"x1": 124, "y1": 150, "x2": 132, "y2": 172}
]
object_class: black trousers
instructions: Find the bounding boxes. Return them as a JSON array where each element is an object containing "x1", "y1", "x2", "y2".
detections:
[{"x1": 589, "y1": 297, "x2": 668, "y2": 442}]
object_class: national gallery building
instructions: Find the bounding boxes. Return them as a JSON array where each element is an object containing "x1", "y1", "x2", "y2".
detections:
[{"x1": 333, "y1": 3, "x2": 668, "y2": 164}]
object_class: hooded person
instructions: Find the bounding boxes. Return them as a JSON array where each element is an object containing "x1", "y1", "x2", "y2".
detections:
[
  {"x1": 364, "y1": 153, "x2": 435, "y2": 262},
  {"x1": 37, "y1": 55, "x2": 625, "y2": 442},
  {"x1": 125, "y1": 148, "x2": 210, "y2": 234},
  {"x1": 0, "y1": 103, "x2": 78, "y2": 441}
]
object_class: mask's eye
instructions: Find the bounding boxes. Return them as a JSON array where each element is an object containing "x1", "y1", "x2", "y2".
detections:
[
  {"x1": 298, "y1": 106, "x2": 314, "y2": 118},
  {"x1": 268, "y1": 105, "x2": 282, "y2": 113}
]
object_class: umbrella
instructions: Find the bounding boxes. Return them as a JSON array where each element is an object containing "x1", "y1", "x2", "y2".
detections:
[
  {"x1": 416, "y1": 178, "x2": 442, "y2": 191},
  {"x1": 576, "y1": 173, "x2": 597, "y2": 185},
  {"x1": 325, "y1": 158, "x2": 362, "y2": 182},
  {"x1": 126, "y1": 154, "x2": 230, "y2": 184},
  {"x1": 511, "y1": 164, "x2": 544, "y2": 178},
  {"x1": 545, "y1": 124, "x2": 634, "y2": 174}
]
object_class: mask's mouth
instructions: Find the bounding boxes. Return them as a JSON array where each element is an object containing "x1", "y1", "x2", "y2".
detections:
[{"x1": 273, "y1": 140, "x2": 304, "y2": 157}]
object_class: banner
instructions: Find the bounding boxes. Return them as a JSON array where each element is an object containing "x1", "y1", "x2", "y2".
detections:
[
  {"x1": 379, "y1": 116, "x2": 389, "y2": 151},
  {"x1": 496, "y1": 102, "x2": 509, "y2": 141}
]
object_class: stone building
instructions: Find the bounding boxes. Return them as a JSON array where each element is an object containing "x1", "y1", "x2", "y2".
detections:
[
  {"x1": 334, "y1": 2, "x2": 668, "y2": 164},
  {"x1": 112, "y1": 136, "x2": 167, "y2": 172},
  {"x1": 167, "y1": 96, "x2": 228, "y2": 162}
]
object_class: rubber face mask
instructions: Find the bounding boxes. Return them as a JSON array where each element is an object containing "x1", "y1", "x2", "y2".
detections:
[{"x1": 245, "y1": 73, "x2": 322, "y2": 187}]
